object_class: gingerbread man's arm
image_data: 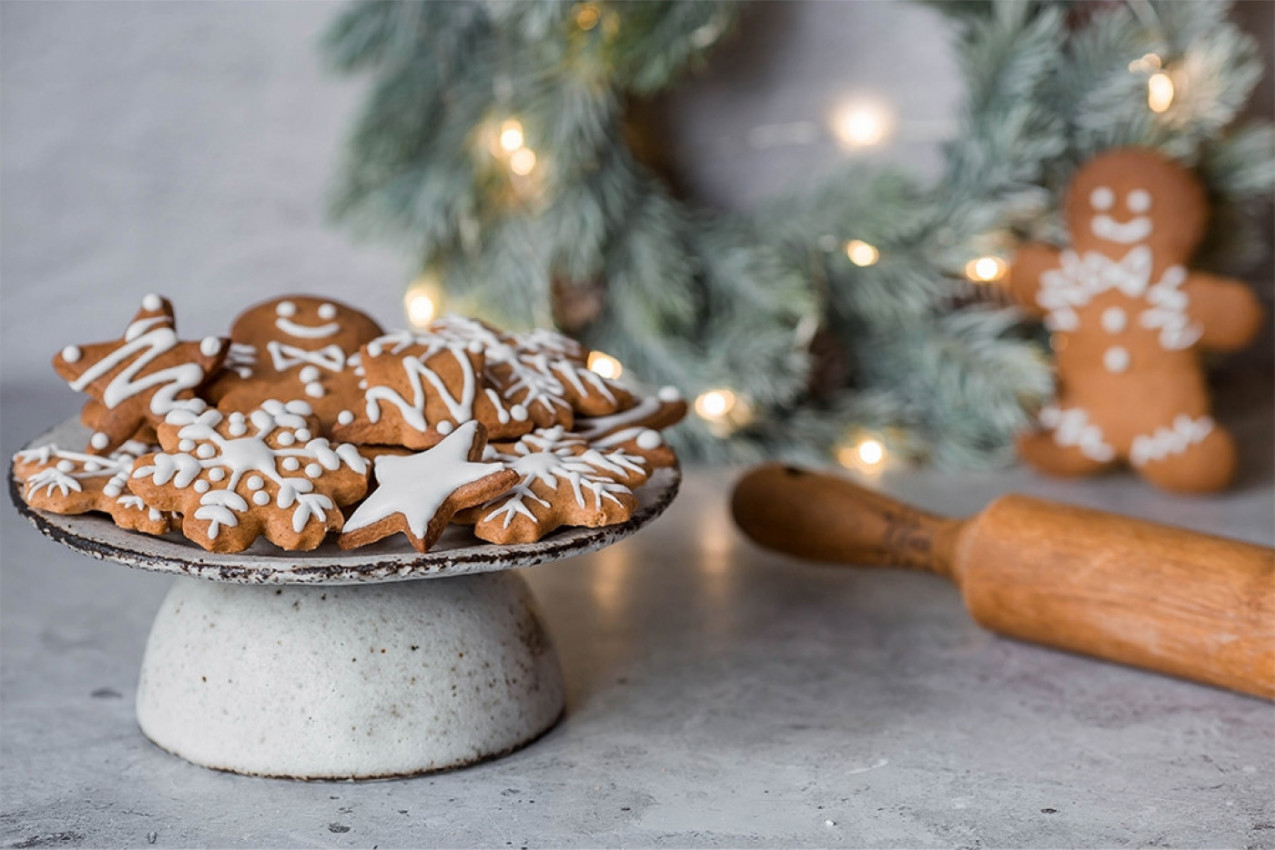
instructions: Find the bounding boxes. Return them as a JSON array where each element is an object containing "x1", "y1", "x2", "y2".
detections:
[
  {"x1": 1183, "y1": 272, "x2": 1265, "y2": 351},
  {"x1": 1005, "y1": 243, "x2": 1062, "y2": 319}
]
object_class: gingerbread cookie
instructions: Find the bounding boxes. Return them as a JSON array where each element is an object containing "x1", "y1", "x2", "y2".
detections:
[
  {"x1": 13, "y1": 440, "x2": 173, "y2": 535},
  {"x1": 204, "y1": 296, "x2": 384, "y2": 432},
  {"x1": 1007, "y1": 148, "x2": 1263, "y2": 492},
  {"x1": 52, "y1": 294, "x2": 228, "y2": 455},
  {"x1": 571, "y1": 387, "x2": 688, "y2": 443},
  {"x1": 331, "y1": 329, "x2": 534, "y2": 449},
  {"x1": 459, "y1": 426, "x2": 646, "y2": 544},
  {"x1": 128, "y1": 400, "x2": 370, "y2": 552},
  {"x1": 337, "y1": 421, "x2": 518, "y2": 553}
]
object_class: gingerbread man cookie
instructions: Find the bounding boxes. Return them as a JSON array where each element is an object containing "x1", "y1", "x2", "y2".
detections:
[
  {"x1": 204, "y1": 295, "x2": 384, "y2": 433},
  {"x1": 1007, "y1": 148, "x2": 1263, "y2": 492},
  {"x1": 128, "y1": 400, "x2": 370, "y2": 552},
  {"x1": 13, "y1": 440, "x2": 173, "y2": 535},
  {"x1": 53, "y1": 294, "x2": 228, "y2": 455}
]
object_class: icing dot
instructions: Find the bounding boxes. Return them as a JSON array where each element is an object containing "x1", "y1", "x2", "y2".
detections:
[
  {"x1": 282, "y1": 457, "x2": 300, "y2": 471},
  {"x1": 305, "y1": 463, "x2": 323, "y2": 478},
  {"x1": 230, "y1": 411, "x2": 246, "y2": 424},
  {"x1": 295, "y1": 429, "x2": 312, "y2": 442},
  {"x1": 1127, "y1": 189, "x2": 1151, "y2": 213},
  {"x1": 337, "y1": 410, "x2": 354, "y2": 426},
  {"x1": 1101, "y1": 307, "x2": 1127, "y2": 334},
  {"x1": 436, "y1": 421, "x2": 454, "y2": 436},
  {"x1": 636, "y1": 430, "x2": 663, "y2": 450},
  {"x1": 194, "y1": 480, "x2": 210, "y2": 493},
  {"x1": 276, "y1": 300, "x2": 297, "y2": 318},
  {"x1": 178, "y1": 439, "x2": 195, "y2": 452},
  {"x1": 253, "y1": 491, "x2": 271, "y2": 506},
  {"x1": 208, "y1": 467, "x2": 226, "y2": 482},
  {"x1": 285, "y1": 400, "x2": 312, "y2": 415},
  {"x1": 61, "y1": 345, "x2": 82, "y2": 363},
  {"x1": 277, "y1": 432, "x2": 296, "y2": 446},
  {"x1": 1104, "y1": 346, "x2": 1131, "y2": 373},
  {"x1": 196, "y1": 444, "x2": 216, "y2": 459},
  {"x1": 367, "y1": 343, "x2": 383, "y2": 358},
  {"x1": 318, "y1": 303, "x2": 337, "y2": 320},
  {"x1": 228, "y1": 421, "x2": 247, "y2": 437},
  {"x1": 299, "y1": 366, "x2": 321, "y2": 382},
  {"x1": 56, "y1": 460, "x2": 74, "y2": 472},
  {"x1": 103, "y1": 483, "x2": 122, "y2": 497},
  {"x1": 305, "y1": 383, "x2": 324, "y2": 398},
  {"x1": 246, "y1": 476, "x2": 264, "y2": 491},
  {"x1": 200, "y1": 336, "x2": 222, "y2": 357},
  {"x1": 142, "y1": 293, "x2": 162, "y2": 311},
  {"x1": 90, "y1": 432, "x2": 110, "y2": 450},
  {"x1": 511, "y1": 405, "x2": 528, "y2": 422},
  {"x1": 1089, "y1": 186, "x2": 1114, "y2": 211}
]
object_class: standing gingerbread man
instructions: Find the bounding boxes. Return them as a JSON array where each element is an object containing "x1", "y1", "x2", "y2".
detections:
[{"x1": 1007, "y1": 148, "x2": 1263, "y2": 493}]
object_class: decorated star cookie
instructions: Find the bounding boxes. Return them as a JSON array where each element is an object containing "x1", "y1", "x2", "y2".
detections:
[
  {"x1": 337, "y1": 421, "x2": 518, "y2": 553},
  {"x1": 459, "y1": 426, "x2": 647, "y2": 544},
  {"x1": 128, "y1": 400, "x2": 370, "y2": 552},
  {"x1": 204, "y1": 295, "x2": 384, "y2": 433},
  {"x1": 12, "y1": 440, "x2": 173, "y2": 535},
  {"x1": 52, "y1": 294, "x2": 228, "y2": 455},
  {"x1": 1006, "y1": 148, "x2": 1264, "y2": 492},
  {"x1": 331, "y1": 329, "x2": 534, "y2": 449}
]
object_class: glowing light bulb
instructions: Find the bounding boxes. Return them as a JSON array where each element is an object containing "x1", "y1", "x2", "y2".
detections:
[
  {"x1": 404, "y1": 277, "x2": 441, "y2": 327},
  {"x1": 845, "y1": 239, "x2": 880, "y2": 267},
  {"x1": 965, "y1": 255, "x2": 1008, "y2": 283},
  {"x1": 857, "y1": 438, "x2": 885, "y2": 466},
  {"x1": 694, "y1": 389, "x2": 736, "y2": 421},
  {"x1": 836, "y1": 435, "x2": 888, "y2": 474},
  {"x1": 499, "y1": 119, "x2": 525, "y2": 153},
  {"x1": 587, "y1": 351, "x2": 623, "y2": 380},
  {"x1": 573, "y1": 2, "x2": 600, "y2": 31},
  {"x1": 830, "y1": 99, "x2": 894, "y2": 149},
  {"x1": 1147, "y1": 72, "x2": 1175, "y2": 113},
  {"x1": 509, "y1": 148, "x2": 537, "y2": 176}
]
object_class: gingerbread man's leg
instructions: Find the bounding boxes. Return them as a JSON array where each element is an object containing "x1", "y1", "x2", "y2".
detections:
[
  {"x1": 1017, "y1": 405, "x2": 1118, "y2": 477},
  {"x1": 1130, "y1": 415, "x2": 1237, "y2": 493}
]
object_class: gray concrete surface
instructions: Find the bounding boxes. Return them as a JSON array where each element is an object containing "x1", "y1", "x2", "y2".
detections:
[{"x1": 3, "y1": 379, "x2": 1272, "y2": 848}]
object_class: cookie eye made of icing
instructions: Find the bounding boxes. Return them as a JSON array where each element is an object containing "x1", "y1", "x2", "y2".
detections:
[
  {"x1": 318, "y1": 303, "x2": 337, "y2": 320},
  {"x1": 1089, "y1": 186, "x2": 1114, "y2": 211},
  {"x1": 276, "y1": 301, "x2": 297, "y2": 318},
  {"x1": 1126, "y1": 189, "x2": 1152, "y2": 213}
]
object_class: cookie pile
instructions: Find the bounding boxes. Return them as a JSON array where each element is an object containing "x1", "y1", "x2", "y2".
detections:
[{"x1": 13, "y1": 294, "x2": 685, "y2": 554}]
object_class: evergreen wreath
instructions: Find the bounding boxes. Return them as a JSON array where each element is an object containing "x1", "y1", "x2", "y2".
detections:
[{"x1": 322, "y1": 0, "x2": 1273, "y2": 467}]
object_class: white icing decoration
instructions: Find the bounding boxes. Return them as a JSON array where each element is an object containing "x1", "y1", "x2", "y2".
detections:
[
  {"x1": 1091, "y1": 212, "x2": 1152, "y2": 244},
  {"x1": 657, "y1": 386, "x2": 682, "y2": 402},
  {"x1": 296, "y1": 429, "x2": 311, "y2": 442},
  {"x1": 1139, "y1": 265, "x2": 1202, "y2": 350},
  {"x1": 1039, "y1": 405, "x2": 1116, "y2": 463},
  {"x1": 194, "y1": 480, "x2": 210, "y2": 493},
  {"x1": 276, "y1": 301, "x2": 296, "y2": 317},
  {"x1": 362, "y1": 334, "x2": 482, "y2": 433},
  {"x1": 142, "y1": 293, "x2": 162, "y2": 311},
  {"x1": 343, "y1": 421, "x2": 505, "y2": 539},
  {"x1": 282, "y1": 457, "x2": 300, "y2": 471},
  {"x1": 1089, "y1": 186, "x2": 1114, "y2": 211},
  {"x1": 1130, "y1": 415, "x2": 1214, "y2": 467},
  {"x1": 61, "y1": 345, "x2": 82, "y2": 363},
  {"x1": 305, "y1": 384, "x2": 324, "y2": 398},
  {"x1": 130, "y1": 401, "x2": 366, "y2": 540},
  {"x1": 1103, "y1": 346, "x2": 1130, "y2": 373},
  {"x1": 305, "y1": 463, "x2": 323, "y2": 478},
  {"x1": 253, "y1": 491, "x2": 271, "y2": 506},
  {"x1": 90, "y1": 432, "x2": 109, "y2": 450},
  {"x1": 338, "y1": 410, "x2": 354, "y2": 426},
  {"x1": 437, "y1": 421, "x2": 454, "y2": 436},
  {"x1": 318, "y1": 303, "x2": 337, "y2": 320},
  {"x1": 178, "y1": 439, "x2": 196, "y2": 452},
  {"x1": 574, "y1": 397, "x2": 669, "y2": 442},
  {"x1": 200, "y1": 337, "x2": 222, "y2": 357},
  {"x1": 1100, "y1": 307, "x2": 1127, "y2": 334},
  {"x1": 225, "y1": 342, "x2": 257, "y2": 378},
  {"x1": 14, "y1": 442, "x2": 154, "y2": 514},
  {"x1": 277, "y1": 432, "x2": 295, "y2": 447},
  {"x1": 276, "y1": 316, "x2": 340, "y2": 339},
  {"x1": 196, "y1": 443, "x2": 216, "y2": 459},
  {"x1": 299, "y1": 366, "x2": 320, "y2": 382},
  {"x1": 66, "y1": 301, "x2": 211, "y2": 417},
  {"x1": 1126, "y1": 189, "x2": 1151, "y2": 213}
]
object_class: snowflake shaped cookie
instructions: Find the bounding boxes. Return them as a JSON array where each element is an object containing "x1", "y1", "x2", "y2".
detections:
[
  {"x1": 52, "y1": 294, "x2": 228, "y2": 455},
  {"x1": 460, "y1": 426, "x2": 648, "y2": 544},
  {"x1": 128, "y1": 400, "x2": 370, "y2": 552},
  {"x1": 337, "y1": 421, "x2": 518, "y2": 553},
  {"x1": 13, "y1": 440, "x2": 173, "y2": 535},
  {"x1": 332, "y1": 329, "x2": 534, "y2": 449}
]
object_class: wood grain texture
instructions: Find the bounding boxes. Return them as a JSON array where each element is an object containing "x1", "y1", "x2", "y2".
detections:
[{"x1": 731, "y1": 464, "x2": 1275, "y2": 699}]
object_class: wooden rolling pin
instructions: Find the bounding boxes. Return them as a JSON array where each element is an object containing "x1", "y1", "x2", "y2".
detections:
[{"x1": 731, "y1": 464, "x2": 1275, "y2": 699}]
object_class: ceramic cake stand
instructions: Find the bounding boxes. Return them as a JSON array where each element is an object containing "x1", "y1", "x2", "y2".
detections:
[{"x1": 10, "y1": 418, "x2": 680, "y2": 780}]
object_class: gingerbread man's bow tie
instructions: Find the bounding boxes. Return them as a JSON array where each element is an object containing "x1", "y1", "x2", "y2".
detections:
[{"x1": 266, "y1": 342, "x2": 347, "y2": 373}]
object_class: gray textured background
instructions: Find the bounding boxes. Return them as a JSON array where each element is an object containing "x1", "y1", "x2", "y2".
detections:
[{"x1": 4, "y1": 2, "x2": 1268, "y2": 382}]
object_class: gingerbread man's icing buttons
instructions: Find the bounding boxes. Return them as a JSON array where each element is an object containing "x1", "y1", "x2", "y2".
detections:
[
  {"x1": 1101, "y1": 307, "x2": 1127, "y2": 334},
  {"x1": 52, "y1": 295, "x2": 228, "y2": 456}
]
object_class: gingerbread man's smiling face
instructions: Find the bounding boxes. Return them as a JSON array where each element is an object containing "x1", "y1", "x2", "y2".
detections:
[
  {"x1": 1067, "y1": 148, "x2": 1208, "y2": 263},
  {"x1": 229, "y1": 295, "x2": 383, "y2": 354}
]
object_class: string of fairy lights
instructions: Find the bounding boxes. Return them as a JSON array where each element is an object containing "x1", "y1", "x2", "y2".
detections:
[{"x1": 400, "y1": 7, "x2": 1183, "y2": 474}]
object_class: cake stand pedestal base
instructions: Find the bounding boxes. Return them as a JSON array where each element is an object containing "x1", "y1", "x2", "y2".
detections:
[{"x1": 135, "y1": 571, "x2": 565, "y2": 779}]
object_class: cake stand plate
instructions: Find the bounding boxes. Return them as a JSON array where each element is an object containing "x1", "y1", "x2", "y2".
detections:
[{"x1": 10, "y1": 418, "x2": 680, "y2": 779}]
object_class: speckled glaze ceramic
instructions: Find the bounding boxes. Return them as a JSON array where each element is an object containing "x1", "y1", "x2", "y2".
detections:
[{"x1": 12, "y1": 418, "x2": 680, "y2": 779}]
